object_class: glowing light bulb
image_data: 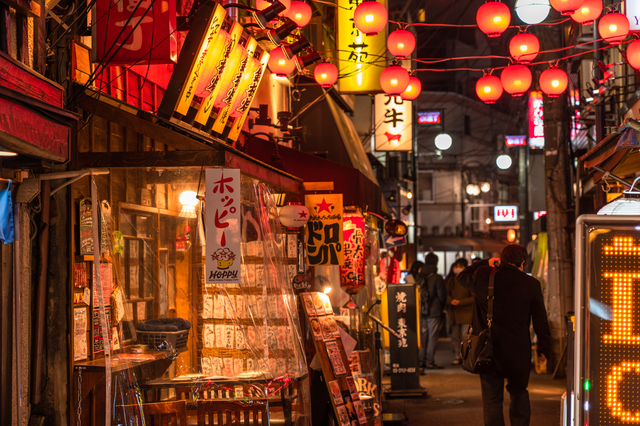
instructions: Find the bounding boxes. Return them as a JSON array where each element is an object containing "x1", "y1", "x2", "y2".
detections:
[
  {"x1": 365, "y1": 14, "x2": 374, "y2": 22},
  {"x1": 552, "y1": 80, "x2": 559, "y2": 87},
  {"x1": 484, "y1": 86, "x2": 491, "y2": 93},
  {"x1": 520, "y1": 44, "x2": 528, "y2": 51}
]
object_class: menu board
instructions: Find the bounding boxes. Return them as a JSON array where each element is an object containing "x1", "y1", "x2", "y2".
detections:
[{"x1": 79, "y1": 198, "x2": 93, "y2": 255}]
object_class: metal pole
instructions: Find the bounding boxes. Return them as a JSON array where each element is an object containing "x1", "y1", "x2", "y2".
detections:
[
  {"x1": 518, "y1": 146, "x2": 530, "y2": 245},
  {"x1": 412, "y1": 103, "x2": 418, "y2": 258},
  {"x1": 13, "y1": 202, "x2": 22, "y2": 426}
]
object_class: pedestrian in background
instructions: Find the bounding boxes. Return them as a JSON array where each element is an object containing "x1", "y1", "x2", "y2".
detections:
[
  {"x1": 404, "y1": 260, "x2": 424, "y2": 285},
  {"x1": 457, "y1": 244, "x2": 551, "y2": 426},
  {"x1": 445, "y1": 258, "x2": 472, "y2": 366},
  {"x1": 417, "y1": 252, "x2": 446, "y2": 370}
]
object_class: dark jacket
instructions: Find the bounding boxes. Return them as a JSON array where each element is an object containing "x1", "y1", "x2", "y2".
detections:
[
  {"x1": 457, "y1": 260, "x2": 551, "y2": 382},
  {"x1": 418, "y1": 264, "x2": 446, "y2": 318},
  {"x1": 446, "y1": 274, "x2": 474, "y2": 325}
]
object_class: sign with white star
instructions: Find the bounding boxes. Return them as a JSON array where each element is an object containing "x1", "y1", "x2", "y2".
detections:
[{"x1": 305, "y1": 194, "x2": 344, "y2": 266}]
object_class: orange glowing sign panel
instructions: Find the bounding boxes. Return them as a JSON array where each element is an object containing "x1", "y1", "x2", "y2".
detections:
[{"x1": 374, "y1": 93, "x2": 412, "y2": 152}]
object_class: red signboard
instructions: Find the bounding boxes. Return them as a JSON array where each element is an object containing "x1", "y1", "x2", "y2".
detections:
[
  {"x1": 528, "y1": 91, "x2": 544, "y2": 149},
  {"x1": 340, "y1": 210, "x2": 365, "y2": 294},
  {"x1": 92, "y1": 0, "x2": 177, "y2": 65},
  {"x1": 505, "y1": 135, "x2": 527, "y2": 147},
  {"x1": 417, "y1": 111, "x2": 441, "y2": 125}
]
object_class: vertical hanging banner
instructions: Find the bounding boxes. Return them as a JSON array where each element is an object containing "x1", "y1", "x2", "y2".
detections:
[
  {"x1": 374, "y1": 94, "x2": 413, "y2": 151},
  {"x1": 305, "y1": 194, "x2": 344, "y2": 266},
  {"x1": 340, "y1": 209, "x2": 365, "y2": 293},
  {"x1": 337, "y1": 0, "x2": 386, "y2": 93},
  {"x1": 528, "y1": 90, "x2": 544, "y2": 149},
  {"x1": 206, "y1": 169, "x2": 241, "y2": 284},
  {"x1": 92, "y1": 0, "x2": 177, "y2": 64}
]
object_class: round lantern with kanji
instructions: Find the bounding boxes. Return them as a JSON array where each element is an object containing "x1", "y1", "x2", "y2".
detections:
[
  {"x1": 353, "y1": 1, "x2": 388, "y2": 36},
  {"x1": 268, "y1": 48, "x2": 296, "y2": 77},
  {"x1": 598, "y1": 12, "x2": 630, "y2": 45},
  {"x1": 476, "y1": 75, "x2": 503, "y2": 103},
  {"x1": 500, "y1": 64, "x2": 532, "y2": 97},
  {"x1": 549, "y1": 0, "x2": 584, "y2": 15},
  {"x1": 400, "y1": 76, "x2": 421, "y2": 100},
  {"x1": 380, "y1": 65, "x2": 410, "y2": 96},
  {"x1": 476, "y1": 1, "x2": 511, "y2": 37},
  {"x1": 314, "y1": 62, "x2": 338, "y2": 88},
  {"x1": 286, "y1": 1, "x2": 312, "y2": 28},
  {"x1": 539, "y1": 67, "x2": 568, "y2": 97},
  {"x1": 388, "y1": 29, "x2": 416, "y2": 59},
  {"x1": 571, "y1": 0, "x2": 602, "y2": 25},
  {"x1": 509, "y1": 32, "x2": 540, "y2": 64}
]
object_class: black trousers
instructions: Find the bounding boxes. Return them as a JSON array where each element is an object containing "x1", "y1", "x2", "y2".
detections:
[{"x1": 479, "y1": 371, "x2": 531, "y2": 426}]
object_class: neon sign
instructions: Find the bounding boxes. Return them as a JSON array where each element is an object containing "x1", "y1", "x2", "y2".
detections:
[{"x1": 528, "y1": 90, "x2": 544, "y2": 149}]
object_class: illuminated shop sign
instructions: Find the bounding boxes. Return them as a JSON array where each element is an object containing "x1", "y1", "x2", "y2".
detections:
[
  {"x1": 528, "y1": 90, "x2": 544, "y2": 149},
  {"x1": 505, "y1": 135, "x2": 527, "y2": 147},
  {"x1": 374, "y1": 94, "x2": 412, "y2": 152},
  {"x1": 417, "y1": 111, "x2": 441, "y2": 125},
  {"x1": 493, "y1": 205, "x2": 517, "y2": 222},
  {"x1": 573, "y1": 217, "x2": 640, "y2": 426},
  {"x1": 305, "y1": 194, "x2": 344, "y2": 266},
  {"x1": 337, "y1": 0, "x2": 386, "y2": 93},
  {"x1": 340, "y1": 209, "x2": 365, "y2": 293}
]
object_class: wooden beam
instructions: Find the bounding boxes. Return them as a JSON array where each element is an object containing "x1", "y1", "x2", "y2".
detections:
[
  {"x1": 76, "y1": 91, "x2": 211, "y2": 152},
  {"x1": 224, "y1": 151, "x2": 302, "y2": 193},
  {"x1": 76, "y1": 150, "x2": 225, "y2": 169}
]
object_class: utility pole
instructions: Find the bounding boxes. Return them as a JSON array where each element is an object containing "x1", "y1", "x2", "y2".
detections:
[{"x1": 518, "y1": 146, "x2": 530, "y2": 245}]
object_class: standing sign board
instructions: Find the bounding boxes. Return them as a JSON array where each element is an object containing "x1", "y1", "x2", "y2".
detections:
[
  {"x1": 206, "y1": 169, "x2": 241, "y2": 284},
  {"x1": 305, "y1": 194, "x2": 344, "y2": 266},
  {"x1": 387, "y1": 284, "x2": 421, "y2": 392},
  {"x1": 572, "y1": 216, "x2": 640, "y2": 426},
  {"x1": 374, "y1": 94, "x2": 412, "y2": 151}
]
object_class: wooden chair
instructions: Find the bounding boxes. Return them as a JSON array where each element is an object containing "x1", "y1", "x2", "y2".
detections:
[
  {"x1": 197, "y1": 401, "x2": 267, "y2": 426},
  {"x1": 117, "y1": 401, "x2": 189, "y2": 426}
]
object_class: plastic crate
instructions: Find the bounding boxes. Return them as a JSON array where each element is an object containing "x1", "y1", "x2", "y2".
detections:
[{"x1": 136, "y1": 329, "x2": 189, "y2": 349}]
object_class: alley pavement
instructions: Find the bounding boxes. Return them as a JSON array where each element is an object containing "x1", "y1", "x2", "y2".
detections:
[{"x1": 382, "y1": 339, "x2": 565, "y2": 426}]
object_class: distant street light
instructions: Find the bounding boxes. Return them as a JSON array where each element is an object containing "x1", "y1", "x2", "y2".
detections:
[
  {"x1": 486, "y1": 218, "x2": 492, "y2": 224},
  {"x1": 496, "y1": 154, "x2": 513, "y2": 170},
  {"x1": 434, "y1": 133, "x2": 452, "y2": 150},
  {"x1": 481, "y1": 182, "x2": 491, "y2": 193},
  {"x1": 466, "y1": 184, "x2": 480, "y2": 196},
  {"x1": 515, "y1": 0, "x2": 550, "y2": 25}
]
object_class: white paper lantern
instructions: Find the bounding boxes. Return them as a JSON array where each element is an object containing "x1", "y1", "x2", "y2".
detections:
[
  {"x1": 598, "y1": 177, "x2": 640, "y2": 215},
  {"x1": 279, "y1": 202, "x2": 310, "y2": 227},
  {"x1": 515, "y1": 0, "x2": 551, "y2": 25}
]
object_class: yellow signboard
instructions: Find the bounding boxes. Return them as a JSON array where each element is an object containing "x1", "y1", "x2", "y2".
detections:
[
  {"x1": 305, "y1": 194, "x2": 344, "y2": 266},
  {"x1": 337, "y1": 0, "x2": 386, "y2": 93}
]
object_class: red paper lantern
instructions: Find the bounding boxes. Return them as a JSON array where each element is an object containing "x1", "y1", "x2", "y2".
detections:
[
  {"x1": 598, "y1": 12, "x2": 630, "y2": 45},
  {"x1": 627, "y1": 39, "x2": 640, "y2": 69},
  {"x1": 314, "y1": 62, "x2": 338, "y2": 87},
  {"x1": 380, "y1": 65, "x2": 410, "y2": 95},
  {"x1": 388, "y1": 29, "x2": 416, "y2": 59},
  {"x1": 500, "y1": 64, "x2": 532, "y2": 97},
  {"x1": 549, "y1": 0, "x2": 584, "y2": 15},
  {"x1": 476, "y1": 75, "x2": 503, "y2": 104},
  {"x1": 571, "y1": 0, "x2": 602, "y2": 25},
  {"x1": 286, "y1": 1, "x2": 312, "y2": 28},
  {"x1": 256, "y1": 0, "x2": 290, "y2": 16},
  {"x1": 400, "y1": 76, "x2": 421, "y2": 100},
  {"x1": 476, "y1": 1, "x2": 511, "y2": 37},
  {"x1": 509, "y1": 32, "x2": 540, "y2": 64},
  {"x1": 354, "y1": 1, "x2": 388, "y2": 36},
  {"x1": 539, "y1": 67, "x2": 568, "y2": 97},
  {"x1": 268, "y1": 48, "x2": 296, "y2": 77}
]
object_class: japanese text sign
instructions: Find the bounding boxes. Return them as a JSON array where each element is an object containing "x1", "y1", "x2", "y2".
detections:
[
  {"x1": 92, "y1": 0, "x2": 177, "y2": 65},
  {"x1": 305, "y1": 194, "x2": 344, "y2": 266},
  {"x1": 505, "y1": 135, "x2": 527, "y2": 147},
  {"x1": 529, "y1": 91, "x2": 544, "y2": 149},
  {"x1": 493, "y1": 205, "x2": 518, "y2": 222},
  {"x1": 206, "y1": 169, "x2": 241, "y2": 284},
  {"x1": 340, "y1": 210, "x2": 365, "y2": 293},
  {"x1": 387, "y1": 284, "x2": 420, "y2": 390},
  {"x1": 337, "y1": 0, "x2": 386, "y2": 93},
  {"x1": 417, "y1": 111, "x2": 441, "y2": 125},
  {"x1": 626, "y1": 0, "x2": 640, "y2": 32},
  {"x1": 374, "y1": 94, "x2": 413, "y2": 151}
]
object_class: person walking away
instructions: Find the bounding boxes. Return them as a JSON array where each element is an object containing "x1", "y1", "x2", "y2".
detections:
[
  {"x1": 404, "y1": 260, "x2": 424, "y2": 285},
  {"x1": 445, "y1": 258, "x2": 472, "y2": 365},
  {"x1": 457, "y1": 244, "x2": 551, "y2": 426},
  {"x1": 417, "y1": 253, "x2": 446, "y2": 370}
]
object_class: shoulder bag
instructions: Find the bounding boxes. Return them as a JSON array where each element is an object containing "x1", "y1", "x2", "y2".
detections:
[{"x1": 460, "y1": 267, "x2": 496, "y2": 374}]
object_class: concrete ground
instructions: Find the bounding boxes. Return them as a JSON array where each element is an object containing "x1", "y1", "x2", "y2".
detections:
[{"x1": 382, "y1": 339, "x2": 566, "y2": 426}]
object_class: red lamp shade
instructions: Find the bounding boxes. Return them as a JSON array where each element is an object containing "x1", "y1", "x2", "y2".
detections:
[
  {"x1": 400, "y1": 76, "x2": 421, "y2": 100},
  {"x1": 354, "y1": 1, "x2": 388, "y2": 36},
  {"x1": 571, "y1": 0, "x2": 602, "y2": 25},
  {"x1": 509, "y1": 32, "x2": 540, "y2": 64},
  {"x1": 500, "y1": 65, "x2": 532, "y2": 97},
  {"x1": 314, "y1": 62, "x2": 338, "y2": 87},
  {"x1": 627, "y1": 39, "x2": 640, "y2": 69},
  {"x1": 476, "y1": 75, "x2": 503, "y2": 104},
  {"x1": 256, "y1": 0, "x2": 290, "y2": 16},
  {"x1": 549, "y1": 0, "x2": 584, "y2": 15},
  {"x1": 388, "y1": 29, "x2": 416, "y2": 59},
  {"x1": 476, "y1": 1, "x2": 511, "y2": 37},
  {"x1": 286, "y1": 1, "x2": 312, "y2": 28},
  {"x1": 380, "y1": 65, "x2": 410, "y2": 95},
  {"x1": 598, "y1": 12, "x2": 630, "y2": 45},
  {"x1": 268, "y1": 48, "x2": 296, "y2": 77},
  {"x1": 539, "y1": 67, "x2": 568, "y2": 97}
]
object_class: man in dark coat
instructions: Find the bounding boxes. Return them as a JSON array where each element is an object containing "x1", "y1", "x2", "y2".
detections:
[
  {"x1": 457, "y1": 244, "x2": 551, "y2": 426},
  {"x1": 418, "y1": 252, "x2": 447, "y2": 370}
]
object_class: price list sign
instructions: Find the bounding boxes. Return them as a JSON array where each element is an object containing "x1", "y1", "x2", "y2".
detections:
[{"x1": 574, "y1": 216, "x2": 640, "y2": 425}]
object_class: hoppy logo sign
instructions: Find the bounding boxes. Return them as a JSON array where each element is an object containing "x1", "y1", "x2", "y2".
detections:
[{"x1": 206, "y1": 169, "x2": 241, "y2": 284}]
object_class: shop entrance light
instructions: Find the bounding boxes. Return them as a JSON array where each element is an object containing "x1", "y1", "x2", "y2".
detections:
[
  {"x1": 496, "y1": 154, "x2": 513, "y2": 170},
  {"x1": 434, "y1": 133, "x2": 452, "y2": 151},
  {"x1": 179, "y1": 191, "x2": 198, "y2": 218},
  {"x1": 515, "y1": 0, "x2": 550, "y2": 24},
  {"x1": 353, "y1": 0, "x2": 388, "y2": 36},
  {"x1": 476, "y1": 1, "x2": 511, "y2": 37}
]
